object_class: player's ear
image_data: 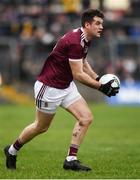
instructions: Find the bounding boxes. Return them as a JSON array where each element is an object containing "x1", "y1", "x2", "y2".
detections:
[{"x1": 84, "y1": 22, "x2": 91, "y2": 29}]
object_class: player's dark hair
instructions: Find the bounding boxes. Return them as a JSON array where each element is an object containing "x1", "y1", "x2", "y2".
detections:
[{"x1": 81, "y1": 9, "x2": 104, "y2": 27}]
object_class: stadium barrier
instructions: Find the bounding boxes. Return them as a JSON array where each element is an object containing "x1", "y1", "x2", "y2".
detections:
[{"x1": 106, "y1": 81, "x2": 140, "y2": 105}]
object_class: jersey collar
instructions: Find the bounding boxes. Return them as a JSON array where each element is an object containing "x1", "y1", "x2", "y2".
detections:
[{"x1": 80, "y1": 27, "x2": 89, "y2": 42}]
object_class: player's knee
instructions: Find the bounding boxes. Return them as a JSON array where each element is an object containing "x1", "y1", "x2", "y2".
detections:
[
  {"x1": 39, "y1": 127, "x2": 48, "y2": 133},
  {"x1": 79, "y1": 113, "x2": 93, "y2": 126}
]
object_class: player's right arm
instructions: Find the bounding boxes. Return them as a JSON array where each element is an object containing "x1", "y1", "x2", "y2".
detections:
[
  {"x1": 68, "y1": 42, "x2": 117, "y2": 96},
  {"x1": 69, "y1": 59, "x2": 118, "y2": 97},
  {"x1": 69, "y1": 59, "x2": 101, "y2": 89}
]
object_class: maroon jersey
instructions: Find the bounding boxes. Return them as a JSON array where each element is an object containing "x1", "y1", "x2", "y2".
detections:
[{"x1": 37, "y1": 28, "x2": 91, "y2": 89}]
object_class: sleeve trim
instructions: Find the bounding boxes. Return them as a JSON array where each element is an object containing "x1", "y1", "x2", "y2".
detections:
[{"x1": 69, "y1": 58, "x2": 82, "y2": 61}]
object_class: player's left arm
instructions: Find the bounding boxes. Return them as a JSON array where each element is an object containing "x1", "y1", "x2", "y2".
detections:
[{"x1": 83, "y1": 59, "x2": 99, "y2": 80}]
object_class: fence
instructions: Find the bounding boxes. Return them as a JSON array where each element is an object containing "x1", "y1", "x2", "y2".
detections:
[{"x1": 0, "y1": 36, "x2": 140, "y2": 82}]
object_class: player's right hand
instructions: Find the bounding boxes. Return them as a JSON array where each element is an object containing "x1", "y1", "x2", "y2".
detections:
[{"x1": 98, "y1": 80, "x2": 119, "y2": 97}]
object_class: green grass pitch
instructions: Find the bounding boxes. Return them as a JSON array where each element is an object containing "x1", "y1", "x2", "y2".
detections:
[{"x1": 0, "y1": 104, "x2": 140, "y2": 179}]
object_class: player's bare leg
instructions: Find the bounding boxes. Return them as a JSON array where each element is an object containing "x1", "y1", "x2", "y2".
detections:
[
  {"x1": 19, "y1": 110, "x2": 54, "y2": 143},
  {"x1": 4, "y1": 109, "x2": 55, "y2": 169},
  {"x1": 63, "y1": 97, "x2": 93, "y2": 171}
]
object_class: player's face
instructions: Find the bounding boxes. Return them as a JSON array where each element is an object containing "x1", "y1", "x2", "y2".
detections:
[{"x1": 85, "y1": 16, "x2": 103, "y2": 39}]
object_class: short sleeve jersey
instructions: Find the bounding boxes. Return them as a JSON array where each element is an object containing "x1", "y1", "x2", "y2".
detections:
[{"x1": 37, "y1": 28, "x2": 91, "y2": 89}]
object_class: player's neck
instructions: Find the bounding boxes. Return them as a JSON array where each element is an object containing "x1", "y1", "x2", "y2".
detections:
[{"x1": 81, "y1": 27, "x2": 92, "y2": 41}]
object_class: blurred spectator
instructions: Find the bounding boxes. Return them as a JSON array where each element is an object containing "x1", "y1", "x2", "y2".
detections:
[
  {"x1": 128, "y1": 24, "x2": 140, "y2": 38},
  {"x1": 0, "y1": 0, "x2": 140, "y2": 84},
  {"x1": 122, "y1": 57, "x2": 137, "y2": 74},
  {"x1": 62, "y1": 0, "x2": 81, "y2": 13},
  {"x1": 82, "y1": 0, "x2": 90, "y2": 9},
  {"x1": 20, "y1": 18, "x2": 33, "y2": 41},
  {"x1": 34, "y1": 27, "x2": 55, "y2": 44}
]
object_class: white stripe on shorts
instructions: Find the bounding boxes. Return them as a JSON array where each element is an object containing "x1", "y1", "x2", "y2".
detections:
[{"x1": 36, "y1": 84, "x2": 46, "y2": 108}]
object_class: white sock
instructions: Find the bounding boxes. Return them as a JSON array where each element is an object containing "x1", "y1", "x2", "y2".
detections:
[
  {"x1": 66, "y1": 156, "x2": 77, "y2": 162},
  {"x1": 8, "y1": 145, "x2": 18, "y2": 156}
]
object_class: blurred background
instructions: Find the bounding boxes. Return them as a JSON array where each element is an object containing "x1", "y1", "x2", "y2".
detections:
[{"x1": 0, "y1": 0, "x2": 140, "y2": 105}]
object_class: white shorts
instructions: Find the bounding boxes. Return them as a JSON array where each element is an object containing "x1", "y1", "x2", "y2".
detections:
[{"x1": 34, "y1": 81, "x2": 82, "y2": 114}]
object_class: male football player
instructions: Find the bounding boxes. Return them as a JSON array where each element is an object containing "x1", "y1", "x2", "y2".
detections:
[{"x1": 4, "y1": 9, "x2": 119, "y2": 171}]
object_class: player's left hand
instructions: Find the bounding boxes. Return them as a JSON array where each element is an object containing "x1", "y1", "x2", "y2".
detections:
[
  {"x1": 99, "y1": 80, "x2": 120, "y2": 97},
  {"x1": 110, "y1": 86, "x2": 119, "y2": 96}
]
